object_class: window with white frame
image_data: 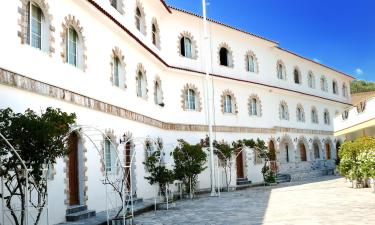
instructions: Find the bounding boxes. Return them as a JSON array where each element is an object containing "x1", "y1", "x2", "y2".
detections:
[
  {"x1": 154, "y1": 79, "x2": 163, "y2": 106},
  {"x1": 180, "y1": 37, "x2": 193, "y2": 58},
  {"x1": 308, "y1": 71, "x2": 315, "y2": 88},
  {"x1": 113, "y1": 56, "x2": 120, "y2": 87},
  {"x1": 277, "y1": 61, "x2": 286, "y2": 80},
  {"x1": 185, "y1": 89, "x2": 196, "y2": 110},
  {"x1": 249, "y1": 98, "x2": 258, "y2": 116},
  {"x1": 323, "y1": 109, "x2": 330, "y2": 125},
  {"x1": 332, "y1": 80, "x2": 338, "y2": 94},
  {"x1": 135, "y1": 6, "x2": 146, "y2": 34},
  {"x1": 342, "y1": 83, "x2": 348, "y2": 97},
  {"x1": 311, "y1": 107, "x2": 319, "y2": 124},
  {"x1": 280, "y1": 101, "x2": 289, "y2": 120},
  {"x1": 66, "y1": 27, "x2": 78, "y2": 67},
  {"x1": 136, "y1": 70, "x2": 147, "y2": 98},
  {"x1": 223, "y1": 95, "x2": 233, "y2": 113},
  {"x1": 294, "y1": 68, "x2": 301, "y2": 84},
  {"x1": 320, "y1": 76, "x2": 328, "y2": 92},
  {"x1": 219, "y1": 47, "x2": 233, "y2": 67},
  {"x1": 152, "y1": 22, "x2": 160, "y2": 48},
  {"x1": 28, "y1": 3, "x2": 43, "y2": 49},
  {"x1": 104, "y1": 139, "x2": 116, "y2": 172},
  {"x1": 245, "y1": 52, "x2": 258, "y2": 73},
  {"x1": 296, "y1": 104, "x2": 305, "y2": 122}
]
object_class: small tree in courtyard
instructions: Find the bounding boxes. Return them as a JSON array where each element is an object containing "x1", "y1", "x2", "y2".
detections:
[
  {"x1": 173, "y1": 139, "x2": 207, "y2": 198},
  {"x1": 0, "y1": 107, "x2": 76, "y2": 225}
]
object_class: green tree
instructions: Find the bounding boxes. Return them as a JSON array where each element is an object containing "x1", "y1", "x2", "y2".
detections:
[
  {"x1": 350, "y1": 80, "x2": 375, "y2": 94},
  {"x1": 0, "y1": 107, "x2": 76, "y2": 225},
  {"x1": 173, "y1": 139, "x2": 207, "y2": 198}
]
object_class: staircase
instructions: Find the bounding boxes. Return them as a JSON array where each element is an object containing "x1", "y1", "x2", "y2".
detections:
[
  {"x1": 276, "y1": 173, "x2": 291, "y2": 183},
  {"x1": 65, "y1": 205, "x2": 96, "y2": 222},
  {"x1": 236, "y1": 177, "x2": 252, "y2": 186}
]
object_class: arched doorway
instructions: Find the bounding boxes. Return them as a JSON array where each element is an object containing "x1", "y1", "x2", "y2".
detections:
[
  {"x1": 313, "y1": 139, "x2": 320, "y2": 160},
  {"x1": 325, "y1": 142, "x2": 331, "y2": 160},
  {"x1": 299, "y1": 143, "x2": 307, "y2": 162},
  {"x1": 68, "y1": 132, "x2": 81, "y2": 205},
  {"x1": 279, "y1": 136, "x2": 294, "y2": 164},
  {"x1": 236, "y1": 150, "x2": 245, "y2": 179}
]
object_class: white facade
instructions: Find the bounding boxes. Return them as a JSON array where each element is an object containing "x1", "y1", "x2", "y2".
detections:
[{"x1": 0, "y1": 0, "x2": 354, "y2": 224}]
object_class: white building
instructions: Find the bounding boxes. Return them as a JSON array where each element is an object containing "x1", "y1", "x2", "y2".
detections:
[{"x1": 0, "y1": 0, "x2": 354, "y2": 224}]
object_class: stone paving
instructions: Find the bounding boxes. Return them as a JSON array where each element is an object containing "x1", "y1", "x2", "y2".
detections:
[{"x1": 135, "y1": 176, "x2": 375, "y2": 225}]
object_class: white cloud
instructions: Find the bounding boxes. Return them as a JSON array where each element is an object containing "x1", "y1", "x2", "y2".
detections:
[
  {"x1": 313, "y1": 58, "x2": 321, "y2": 63},
  {"x1": 355, "y1": 68, "x2": 364, "y2": 76}
]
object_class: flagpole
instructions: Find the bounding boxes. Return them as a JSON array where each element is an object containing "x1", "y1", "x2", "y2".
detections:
[{"x1": 202, "y1": 0, "x2": 216, "y2": 197}]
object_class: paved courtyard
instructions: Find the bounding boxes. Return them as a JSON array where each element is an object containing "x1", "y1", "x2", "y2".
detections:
[{"x1": 135, "y1": 176, "x2": 375, "y2": 225}]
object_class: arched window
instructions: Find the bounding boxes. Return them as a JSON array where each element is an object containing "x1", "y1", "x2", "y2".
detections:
[
  {"x1": 66, "y1": 27, "x2": 78, "y2": 66},
  {"x1": 323, "y1": 109, "x2": 330, "y2": 125},
  {"x1": 296, "y1": 104, "x2": 305, "y2": 122},
  {"x1": 285, "y1": 143, "x2": 290, "y2": 163},
  {"x1": 342, "y1": 83, "x2": 348, "y2": 97},
  {"x1": 280, "y1": 101, "x2": 289, "y2": 120},
  {"x1": 220, "y1": 47, "x2": 229, "y2": 66},
  {"x1": 136, "y1": 70, "x2": 147, "y2": 98},
  {"x1": 135, "y1": 6, "x2": 145, "y2": 34},
  {"x1": 154, "y1": 79, "x2": 163, "y2": 106},
  {"x1": 152, "y1": 23, "x2": 159, "y2": 47},
  {"x1": 299, "y1": 143, "x2": 307, "y2": 162},
  {"x1": 342, "y1": 110, "x2": 349, "y2": 120},
  {"x1": 332, "y1": 80, "x2": 338, "y2": 94},
  {"x1": 110, "y1": 47, "x2": 126, "y2": 88},
  {"x1": 249, "y1": 98, "x2": 258, "y2": 116},
  {"x1": 110, "y1": 0, "x2": 123, "y2": 12},
  {"x1": 320, "y1": 76, "x2": 328, "y2": 92},
  {"x1": 311, "y1": 107, "x2": 318, "y2": 124},
  {"x1": 245, "y1": 52, "x2": 258, "y2": 73},
  {"x1": 113, "y1": 56, "x2": 120, "y2": 87},
  {"x1": 186, "y1": 89, "x2": 196, "y2": 110},
  {"x1": 294, "y1": 68, "x2": 301, "y2": 84},
  {"x1": 28, "y1": 3, "x2": 43, "y2": 49},
  {"x1": 104, "y1": 139, "x2": 116, "y2": 172},
  {"x1": 223, "y1": 95, "x2": 232, "y2": 113},
  {"x1": 308, "y1": 71, "x2": 315, "y2": 88},
  {"x1": 277, "y1": 61, "x2": 286, "y2": 80},
  {"x1": 180, "y1": 37, "x2": 192, "y2": 58}
]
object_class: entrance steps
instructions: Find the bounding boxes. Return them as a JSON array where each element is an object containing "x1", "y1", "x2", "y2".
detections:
[
  {"x1": 66, "y1": 205, "x2": 96, "y2": 222},
  {"x1": 276, "y1": 173, "x2": 291, "y2": 183},
  {"x1": 236, "y1": 177, "x2": 252, "y2": 186}
]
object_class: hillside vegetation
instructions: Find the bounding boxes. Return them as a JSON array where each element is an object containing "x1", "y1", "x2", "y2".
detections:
[{"x1": 351, "y1": 80, "x2": 375, "y2": 94}]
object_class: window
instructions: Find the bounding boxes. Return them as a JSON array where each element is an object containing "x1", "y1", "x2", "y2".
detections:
[
  {"x1": 342, "y1": 110, "x2": 349, "y2": 120},
  {"x1": 308, "y1": 72, "x2": 315, "y2": 88},
  {"x1": 342, "y1": 84, "x2": 348, "y2": 97},
  {"x1": 280, "y1": 101, "x2": 289, "y2": 120},
  {"x1": 357, "y1": 101, "x2": 366, "y2": 113},
  {"x1": 110, "y1": 0, "x2": 124, "y2": 13},
  {"x1": 223, "y1": 95, "x2": 232, "y2": 113},
  {"x1": 313, "y1": 142, "x2": 320, "y2": 159},
  {"x1": 320, "y1": 76, "x2": 328, "y2": 92},
  {"x1": 29, "y1": 3, "x2": 43, "y2": 49},
  {"x1": 219, "y1": 47, "x2": 229, "y2": 66},
  {"x1": 332, "y1": 80, "x2": 338, "y2": 94},
  {"x1": 245, "y1": 52, "x2": 258, "y2": 73},
  {"x1": 180, "y1": 37, "x2": 192, "y2": 58},
  {"x1": 249, "y1": 98, "x2": 258, "y2": 116},
  {"x1": 104, "y1": 139, "x2": 115, "y2": 172},
  {"x1": 294, "y1": 68, "x2": 301, "y2": 84},
  {"x1": 135, "y1": 6, "x2": 145, "y2": 34},
  {"x1": 311, "y1": 107, "x2": 318, "y2": 124},
  {"x1": 113, "y1": 56, "x2": 120, "y2": 87},
  {"x1": 186, "y1": 89, "x2": 196, "y2": 110},
  {"x1": 152, "y1": 23, "x2": 158, "y2": 47},
  {"x1": 285, "y1": 144, "x2": 290, "y2": 163},
  {"x1": 323, "y1": 109, "x2": 330, "y2": 125},
  {"x1": 136, "y1": 68, "x2": 147, "y2": 98},
  {"x1": 154, "y1": 79, "x2": 163, "y2": 106},
  {"x1": 296, "y1": 105, "x2": 305, "y2": 122},
  {"x1": 66, "y1": 27, "x2": 78, "y2": 66},
  {"x1": 277, "y1": 61, "x2": 286, "y2": 80}
]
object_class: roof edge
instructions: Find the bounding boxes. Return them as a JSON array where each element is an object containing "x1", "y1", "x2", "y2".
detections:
[{"x1": 160, "y1": 0, "x2": 172, "y2": 13}]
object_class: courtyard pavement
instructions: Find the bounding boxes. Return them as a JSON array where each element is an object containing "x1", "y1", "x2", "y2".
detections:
[{"x1": 135, "y1": 176, "x2": 375, "y2": 225}]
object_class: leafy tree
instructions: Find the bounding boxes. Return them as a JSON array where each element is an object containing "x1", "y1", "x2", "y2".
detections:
[
  {"x1": 0, "y1": 107, "x2": 76, "y2": 225},
  {"x1": 143, "y1": 138, "x2": 175, "y2": 202},
  {"x1": 350, "y1": 80, "x2": 375, "y2": 94},
  {"x1": 173, "y1": 139, "x2": 207, "y2": 198}
]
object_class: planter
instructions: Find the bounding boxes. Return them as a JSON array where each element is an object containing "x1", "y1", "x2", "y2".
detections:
[
  {"x1": 111, "y1": 215, "x2": 133, "y2": 225},
  {"x1": 156, "y1": 201, "x2": 176, "y2": 210}
]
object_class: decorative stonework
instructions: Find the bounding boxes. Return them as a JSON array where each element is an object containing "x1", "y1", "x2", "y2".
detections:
[
  {"x1": 60, "y1": 15, "x2": 87, "y2": 71},
  {"x1": 177, "y1": 31, "x2": 198, "y2": 59},
  {"x1": 279, "y1": 100, "x2": 289, "y2": 120},
  {"x1": 220, "y1": 89, "x2": 238, "y2": 114},
  {"x1": 110, "y1": 47, "x2": 126, "y2": 89},
  {"x1": 181, "y1": 83, "x2": 202, "y2": 112},
  {"x1": 276, "y1": 60, "x2": 287, "y2": 80},
  {"x1": 153, "y1": 75, "x2": 164, "y2": 105},
  {"x1": 136, "y1": 63, "x2": 148, "y2": 100},
  {"x1": 217, "y1": 42, "x2": 234, "y2": 68},
  {"x1": 248, "y1": 94, "x2": 262, "y2": 117},
  {"x1": 18, "y1": 0, "x2": 55, "y2": 55},
  {"x1": 151, "y1": 18, "x2": 161, "y2": 49},
  {"x1": 63, "y1": 132, "x2": 89, "y2": 205},
  {"x1": 244, "y1": 50, "x2": 259, "y2": 73},
  {"x1": 135, "y1": 1, "x2": 146, "y2": 35},
  {"x1": 0, "y1": 68, "x2": 334, "y2": 136},
  {"x1": 99, "y1": 129, "x2": 120, "y2": 175},
  {"x1": 296, "y1": 103, "x2": 305, "y2": 122}
]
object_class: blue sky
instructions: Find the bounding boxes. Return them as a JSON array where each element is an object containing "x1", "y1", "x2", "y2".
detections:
[{"x1": 165, "y1": 0, "x2": 375, "y2": 81}]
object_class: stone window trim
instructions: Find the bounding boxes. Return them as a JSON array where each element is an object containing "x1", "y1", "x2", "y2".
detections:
[
  {"x1": 135, "y1": 1, "x2": 147, "y2": 36},
  {"x1": 153, "y1": 75, "x2": 164, "y2": 106},
  {"x1": 135, "y1": 63, "x2": 148, "y2": 100},
  {"x1": 18, "y1": 0, "x2": 55, "y2": 55},
  {"x1": 217, "y1": 42, "x2": 234, "y2": 68},
  {"x1": 248, "y1": 94, "x2": 262, "y2": 117},
  {"x1": 296, "y1": 103, "x2": 305, "y2": 122},
  {"x1": 276, "y1": 60, "x2": 287, "y2": 80},
  {"x1": 220, "y1": 89, "x2": 238, "y2": 114},
  {"x1": 177, "y1": 31, "x2": 198, "y2": 59},
  {"x1": 181, "y1": 83, "x2": 202, "y2": 112},
  {"x1": 60, "y1": 15, "x2": 87, "y2": 71},
  {"x1": 109, "y1": 0, "x2": 125, "y2": 14},
  {"x1": 279, "y1": 100, "x2": 289, "y2": 120},
  {"x1": 244, "y1": 50, "x2": 259, "y2": 73},
  {"x1": 311, "y1": 106, "x2": 319, "y2": 124},
  {"x1": 151, "y1": 18, "x2": 161, "y2": 49},
  {"x1": 100, "y1": 129, "x2": 120, "y2": 176},
  {"x1": 110, "y1": 47, "x2": 126, "y2": 89},
  {"x1": 63, "y1": 132, "x2": 89, "y2": 205},
  {"x1": 293, "y1": 66, "x2": 302, "y2": 85}
]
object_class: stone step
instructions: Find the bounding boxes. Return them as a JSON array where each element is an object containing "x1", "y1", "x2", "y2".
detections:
[
  {"x1": 276, "y1": 173, "x2": 291, "y2": 183},
  {"x1": 236, "y1": 179, "x2": 252, "y2": 186},
  {"x1": 66, "y1": 210, "x2": 96, "y2": 222},
  {"x1": 66, "y1": 205, "x2": 87, "y2": 215}
]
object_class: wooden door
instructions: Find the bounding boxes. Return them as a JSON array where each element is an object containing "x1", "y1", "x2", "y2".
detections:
[
  {"x1": 269, "y1": 141, "x2": 276, "y2": 161},
  {"x1": 300, "y1": 144, "x2": 307, "y2": 161},
  {"x1": 236, "y1": 151, "x2": 244, "y2": 178},
  {"x1": 125, "y1": 143, "x2": 132, "y2": 191},
  {"x1": 325, "y1": 143, "x2": 331, "y2": 160},
  {"x1": 68, "y1": 133, "x2": 80, "y2": 205}
]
